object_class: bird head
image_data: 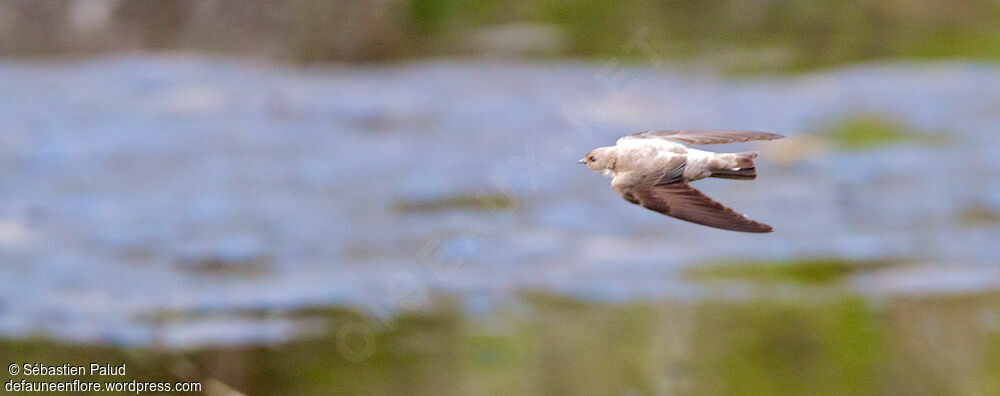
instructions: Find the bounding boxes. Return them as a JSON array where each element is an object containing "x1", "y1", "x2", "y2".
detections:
[{"x1": 578, "y1": 147, "x2": 616, "y2": 176}]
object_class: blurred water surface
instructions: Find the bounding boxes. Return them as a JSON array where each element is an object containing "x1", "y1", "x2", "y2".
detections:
[{"x1": 0, "y1": 56, "x2": 998, "y2": 356}]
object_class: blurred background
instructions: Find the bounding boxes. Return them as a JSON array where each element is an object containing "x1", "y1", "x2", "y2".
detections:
[{"x1": 1, "y1": 0, "x2": 999, "y2": 394}]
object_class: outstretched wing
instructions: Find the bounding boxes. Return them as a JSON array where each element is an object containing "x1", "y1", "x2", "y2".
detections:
[
  {"x1": 621, "y1": 130, "x2": 784, "y2": 146},
  {"x1": 613, "y1": 157, "x2": 773, "y2": 233}
]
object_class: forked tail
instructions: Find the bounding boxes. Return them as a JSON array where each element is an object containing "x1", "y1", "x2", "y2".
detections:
[{"x1": 710, "y1": 151, "x2": 757, "y2": 180}]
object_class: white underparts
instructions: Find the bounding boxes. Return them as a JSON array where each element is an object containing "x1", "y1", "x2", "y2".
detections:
[
  {"x1": 683, "y1": 148, "x2": 716, "y2": 181},
  {"x1": 601, "y1": 169, "x2": 616, "y2": 178}
]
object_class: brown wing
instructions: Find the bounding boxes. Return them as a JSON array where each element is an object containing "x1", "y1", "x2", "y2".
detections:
[
  {"x1": 632, "y1": 182, "x2": 773, "y2": 232},
  {"x1": 613, "y1": 158, "x2": 773, "y2": 233},
  {"x1": 625, "y1": 130, "x2": 784, "y2": 146}
]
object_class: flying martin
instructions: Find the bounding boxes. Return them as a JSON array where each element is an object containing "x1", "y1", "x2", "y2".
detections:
[{"x1": 580, "y1": 130, "x2": 784, "y2": 233}]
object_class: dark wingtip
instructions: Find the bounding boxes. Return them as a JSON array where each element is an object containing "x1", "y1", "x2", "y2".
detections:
[
  {"x1": 751, "y1": 223, "x2": 774, "y2": 233},
  {"x1": 748, "y1": 131, "x2": 785, "y2": 141}
]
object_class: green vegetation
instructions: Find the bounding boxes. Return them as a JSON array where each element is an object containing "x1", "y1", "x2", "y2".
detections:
[
  {"x1": 402, "y1": 0, "x2": 1000, "y2": 72},
  {"x1": 409, "y1": 0, "x2": 1000, "y2": 73},
  {"x1": 4, "y1": 1, "x2": 1000, "y2": 71},
  {"x1": 814, "y1": 114, "x2": 954, "y2": 151},
  {"x1": 392, "y1": 193, "x2": 517, "y2": 213},
  {"x1": 5, "y1": 290, "x2": 1000, "y2": 395},
  {"x1": 691, "y1": 297, "x2": 886, "y2": 395},
  {"x1": 819, "y1": 115, "x2": 921, "y2": 151},
  {"x1": 686, "y1": 258, "x2": 891, "y2": 284}
]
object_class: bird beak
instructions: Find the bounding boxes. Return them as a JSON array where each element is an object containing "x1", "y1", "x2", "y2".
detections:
[{"x1": 577, "y1": 158, "x2": 586, "y2": 164}]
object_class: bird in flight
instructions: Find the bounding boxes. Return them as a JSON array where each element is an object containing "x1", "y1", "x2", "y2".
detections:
[{"x1": 580, "y1": 130, "x2": 784, "y2": 233}]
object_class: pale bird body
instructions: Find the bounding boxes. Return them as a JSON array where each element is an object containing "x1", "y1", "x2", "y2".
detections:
[{"x1": 580, "y1": 130, "x2": 784, "y2": 233}]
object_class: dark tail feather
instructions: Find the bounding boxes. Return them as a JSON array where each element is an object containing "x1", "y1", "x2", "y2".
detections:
[
  {"x1": 710, "y1": 151, "x2": 757, "y2": 180},
  {"x1": 711, "y1": 167, "x2": 756, "y2": 179}
]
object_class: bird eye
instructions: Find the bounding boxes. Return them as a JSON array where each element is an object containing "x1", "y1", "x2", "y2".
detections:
[{"x1": 588, "y1": 156, "x2": 595, "y2": 162}]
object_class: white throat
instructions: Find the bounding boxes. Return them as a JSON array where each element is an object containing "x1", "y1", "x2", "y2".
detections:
[{"x1": 600, "y1": 168, "x2": 616, "y2": 178}]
